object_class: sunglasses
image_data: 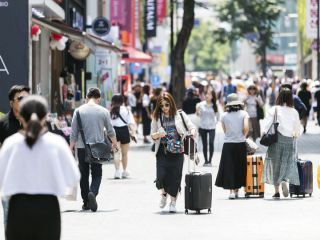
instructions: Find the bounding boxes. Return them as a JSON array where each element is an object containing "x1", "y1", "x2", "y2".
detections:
[
  {"x1": 15, "y1": 96, "x2": 25, "y2": 102},
  {"x1": 160, "y1": 103, "x2": 170, "y2": 108}
]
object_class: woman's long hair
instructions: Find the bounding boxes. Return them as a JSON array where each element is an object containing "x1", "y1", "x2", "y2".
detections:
[
  {"x1": 153, "y1": 92, "x2": 177, "y2": 120},
  {"x1": 110, "y1": 95, "x2": 124, "y2": 119},
  {"x1": 208, "y1": 89, "x2": 218, "y2": 113},
  {"x1": 19, "y1": 95, "x2": 48, "y2": 148},
  {"x1": 276, "y1": 88, "x2": 293, "y2": 107}
]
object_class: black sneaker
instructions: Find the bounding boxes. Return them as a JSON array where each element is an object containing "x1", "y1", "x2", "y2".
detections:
[
  {"x1": 272, "y1": 192, "x2": 280, "y2": 199},
  {"x1": 82, "y1": 203, "x2": 90, "y2": 211},
  {"x1": 88, "y1": 192, "x2": 98, "y2": 212}
]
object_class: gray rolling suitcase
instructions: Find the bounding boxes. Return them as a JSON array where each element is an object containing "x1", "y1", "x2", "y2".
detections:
[{"x1": 184, "y1": 136, "x2": 212, "y2": 214}]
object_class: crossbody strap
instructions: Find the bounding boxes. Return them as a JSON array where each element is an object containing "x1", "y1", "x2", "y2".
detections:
[
  {"x1": 118, "y1": 114, "x2": 128, "y2": 125},
  {"x1": 76, "y1": 111, "x2": 87, "y2": 145},
  {"x1": 179, "y1": 110, "x2": 189, "y2": 132}
]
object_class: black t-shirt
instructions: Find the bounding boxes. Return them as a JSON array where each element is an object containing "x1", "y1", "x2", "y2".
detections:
[
  {"x1": 182, "y1": 97, "x2": 201, "y2": 114},
  {"x1": 315, "y1": 89, "x2": 320, "y2": 108},
  {"x1": 0, "y1": 110, "x2": 23, "y2": 145},
  {"x1": 298, "y1": 90, "x2": 312, "y2": 109}
]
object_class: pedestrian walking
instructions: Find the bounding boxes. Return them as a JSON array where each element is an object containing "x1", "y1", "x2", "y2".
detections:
[
  {"x1": 142, "y1": 84, "x2": 152, "y2": 143},
  {"x1": 244, "y1": 85, "x2": 264, "y2": 141},
  {"x1": 221, "y1": 76, "x2": 237, "y2": 105},
  {"x1": 262, "y1": 88, "x2": 301, "y2": 199},
  {"x1": 70, "y1": 88, "x2": 118, "y2": 212},
  {"x1": 110, "y1": 94, "x2": 137, "y2": 179},
  {"x1": 215, "y1": 93, "x2": 249, "y2": 199},
  {"x1": 196, "y1": 89, "x2": 219, "y2": 166},
  {"x1": 297, "y1": 82, "x2": 312, "y2": 133},
  {"x1": 151, "y1": 92, "x2": 197, "y2": 213},
  {"x1": 0, "y1": 95, "x2": 80, "y2": 240},
  {"x1": 182, "y1": 88, "x2": 201, "y2": 127},
  {"x1": 0, "y1": 85, "x2": 30, "y2": 232}
]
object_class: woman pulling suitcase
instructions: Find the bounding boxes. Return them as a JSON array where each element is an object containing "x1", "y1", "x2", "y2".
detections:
[
  {"x1": 215, "y1": 93, "x2": 249, "y2": 199},
  {"x1": 151, "y1": 92, "x2": 197, "y2": 213},
  {"x1": 261, "y1": 88, "x2": 301, "y2": 199}
]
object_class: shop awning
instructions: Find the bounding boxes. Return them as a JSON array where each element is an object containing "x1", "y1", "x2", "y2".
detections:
[
  {"x1": 32, "y1": 17, "x2": 121, "y2": 53},
  {"x1": 31, "y1": 0, "x2": 65, "y2": 20},
  {"x1": 122, "y1": 46, "x2": 152, "y2": 63}
]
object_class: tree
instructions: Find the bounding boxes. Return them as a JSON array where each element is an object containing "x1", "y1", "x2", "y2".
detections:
[
  {"x1": 215, "y1": 0, "x2": 282, "y2": 76},
  {"x1": 170, "y1": 0, "x2": 195, "y2": 108},
  {"x1": 185, "y1": 22, "x2": 230, "y2": 73}
]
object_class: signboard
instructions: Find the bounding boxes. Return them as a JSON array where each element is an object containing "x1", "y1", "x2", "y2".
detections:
[
  {"x1": 157, "y1": 0, "x2": 167, "y2": 23},
  {"x1": 306, "y1": 0, "x2": 318, "y2": 39},
  {"x1": 266, "y1": 54, "x2": 284, "y2": 65},
  {"x1": 284, "y1": 54, "x2": 297, "y2": 65},
  {"x1": 92, "y1": 17, "x2": 111, "y2": 36},
  {"x1": 0, "y1": 0, "x2": 29, "y2": 112},
  {"x1": 145, "y1": 0, "x2": 157, "y2": 37}
]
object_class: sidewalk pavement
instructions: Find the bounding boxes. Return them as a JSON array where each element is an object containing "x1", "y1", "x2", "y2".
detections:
[{"x1": 0, "y1": 121, "x2": 320, "y2": 240}]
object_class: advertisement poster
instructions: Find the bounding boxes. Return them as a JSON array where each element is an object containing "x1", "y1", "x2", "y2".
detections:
[
  {"x1": 96, "y1": 53, "x2": 113, "y2": 108},
  {"x1": 306, "y1": 0, "x2": 318, "y2": 39},
  {"x1": 0, "y1": 1, "x2": 29, "y2": 112}
]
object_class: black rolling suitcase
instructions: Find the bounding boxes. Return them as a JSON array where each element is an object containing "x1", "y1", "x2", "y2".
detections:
[
  {"x1": 289, "y1": 160, "x2": 313, "y2": 198},
  {"x1": 289, "y1": 140, "x2": 313, "y2": 198},
  {"x1": 184, "y1": 137, "x2": 212, "y2": 214}
]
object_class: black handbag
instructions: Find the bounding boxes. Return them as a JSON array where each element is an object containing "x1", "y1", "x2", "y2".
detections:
[
  {"x1": 76, "y1": 111, "x2": 112, "y2": 164},
  {"x1": 257, "y1": 105, "x2": 264, "y2": 120},
  {"x1": 179, "y1": 111, "x2": 197, "y2": 155},
  {"x1": 260, "y1": 107, "x2": 279, "y2": 147}
]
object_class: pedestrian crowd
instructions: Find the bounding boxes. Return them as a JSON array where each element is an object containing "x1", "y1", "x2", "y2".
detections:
[{"x1": 0, "y1": 73, "x2": 319, "y2": 239}]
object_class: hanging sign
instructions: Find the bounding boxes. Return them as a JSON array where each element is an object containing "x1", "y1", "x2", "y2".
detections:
[
  {"x1": 145, "y1": 0, "x2": 157, "y2": 37},
  {"x1": 92, "y1": 17, "x2": 111, "y2": 36},
  {"x1": 0, "y1": 0, "x2": 29, "y2": 112}
]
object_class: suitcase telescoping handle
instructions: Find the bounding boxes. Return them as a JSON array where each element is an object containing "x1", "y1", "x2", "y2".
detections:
[
  {"x1": 187, "y1": 134, "x2": 196, "y2": 173},
  {"x1": 294, "y1": 137, "x2": 298, "y2": 162}
]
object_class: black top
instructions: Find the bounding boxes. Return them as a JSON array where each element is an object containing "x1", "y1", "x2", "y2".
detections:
[
  {"x1": 182, "y1": 97, "x2": 201, "y2": 114},
  {"x1": 298, "y1": 90, "x2": 312, "y2": 109},
  {"x1": 0, "y1": 110, "x2": 22, "y2": 145}
]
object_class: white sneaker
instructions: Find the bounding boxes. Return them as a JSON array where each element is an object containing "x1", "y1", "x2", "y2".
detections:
[
  {"x1": 281, "y1": 181, "x2": 289, "y2": 197},
  {"x1": 114, "y1": 170, "x2": 121, "y2": 179},
  {"x1": 159, "y1": 194, "x2": 167, "y2": 209},
  {"x1": 122, "y1": 171, "x2": 130, "y2": 179},
  {"x1": 229, "y1": 193, "x2": 236, "y2": 200},
  {"x1": 169, "y1": 202, "x2": 177, "y2": 213}
]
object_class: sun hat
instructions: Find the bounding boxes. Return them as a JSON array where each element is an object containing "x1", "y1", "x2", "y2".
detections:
[{"x1": 225, "y1": 93, "x2": 244, "y2": 106}]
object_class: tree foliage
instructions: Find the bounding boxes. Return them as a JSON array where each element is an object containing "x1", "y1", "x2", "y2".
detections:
[
  {"x1": 215, "y1": 0, "x2": 283, "y2": 75},
  {"x1": 185, "y1": 22, "x2": 230, "y2": 73}
]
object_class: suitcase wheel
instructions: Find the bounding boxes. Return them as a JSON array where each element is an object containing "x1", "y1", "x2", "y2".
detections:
[
  {"x1": 303, "y1": 194, "x2": 305, "y2": 198},
  {"x1": 196, "y1": 210, "x2": 201, "y2": 214},
  {"x1": 245, "y1": 193, "x2": 249, "y2": 198},
  {"x1": 185, "y1": 209, "x2": 188, "y2": 215},
  {"x1": 309, "y1": 193, "x2": 312, "y2": 197},
  {"x1": 290, "y1": 193, "x2": 293, "y2": 198},
  {"x1": 208, "y1": 209, "x2": 211, "y2": 214},
  {"x1": 259, "y1": 193, "x2": 264, "y2": 198}
]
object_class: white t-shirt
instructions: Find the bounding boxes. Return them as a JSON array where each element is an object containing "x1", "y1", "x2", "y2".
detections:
[
  {"x1": 264, "y1": 106, "x2": 301, "y2": 137},
  {"x1": 110, "y1": 106, "x2": 135, "y2": 127},
  {"x1": 0, "y1": 132, "x2": 80, "y2": 198}
]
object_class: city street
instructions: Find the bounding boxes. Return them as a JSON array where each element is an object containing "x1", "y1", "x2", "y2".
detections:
[{"x1": 1, "y1": 121, "x2": 320, "y2": 240}]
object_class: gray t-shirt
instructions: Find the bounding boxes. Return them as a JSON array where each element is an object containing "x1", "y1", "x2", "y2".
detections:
[
  {"x1": 70, "y1": 103, "x2": 116, "y2": 148},
  {"x1": 221, "y1": 110, "x2": 249, "y2": 143}
]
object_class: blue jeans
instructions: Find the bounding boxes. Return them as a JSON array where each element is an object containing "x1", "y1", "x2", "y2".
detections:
[
  {"x1": 77, "y1": 148, "x2": 102, "y2": 204},
  {"x1": 2, "y1": 198, "x2": 8, "y2": 228}
]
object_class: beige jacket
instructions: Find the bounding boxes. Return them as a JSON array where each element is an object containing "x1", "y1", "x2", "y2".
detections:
[{"x1": 151, "y1": 111, "x2": 196, "y2": 155}]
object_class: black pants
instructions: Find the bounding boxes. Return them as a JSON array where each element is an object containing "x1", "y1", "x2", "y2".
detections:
[
  {"x1": 199, "y1": 128, "x2": 215, "y2": 163},
  {"x1": 78, "y1": 148, "x2": 102, "y2": 204},
  {"x1": 6, "y1": 194, "x2": 60, "y2": 240}
]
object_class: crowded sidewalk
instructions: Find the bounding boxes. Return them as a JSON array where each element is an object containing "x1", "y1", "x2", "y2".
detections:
[{"x1": 0, "y1": 120, "x2": 318, "y2": 240}]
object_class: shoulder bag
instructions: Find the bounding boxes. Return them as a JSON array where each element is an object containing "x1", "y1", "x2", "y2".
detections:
[
  {"x1": 179, "y1": 110, "x2": 197, "y2": 156},
  {"x1": 118, "y1": 113, "x2": 137, "y2": 143},
  {"x1": 260, "y1": 107, "x2": 279, "y2": 147},
  {"x1": 76, "y1": 111, "x2": 112, "y2": 164}
]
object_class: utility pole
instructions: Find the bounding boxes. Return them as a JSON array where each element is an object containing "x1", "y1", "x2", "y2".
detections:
[{"x1": 317, "y1": 0, "x2": 320, "y2": 80}]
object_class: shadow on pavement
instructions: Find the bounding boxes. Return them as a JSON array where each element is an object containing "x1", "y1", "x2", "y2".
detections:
[{"x1": 62, "y1": 209, "x2": 119, "y2": 213}]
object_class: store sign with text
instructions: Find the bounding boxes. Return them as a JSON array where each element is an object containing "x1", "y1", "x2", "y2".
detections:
[
  {"x1": 306, "y1": 0, "x2": 318, "y2": 39},
  {"x1": 145, "y1": 0, "x2": 157, "y2": 37},
  {"x1": 0, "y1": 0, "x2": 29, "y2": 112}
]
